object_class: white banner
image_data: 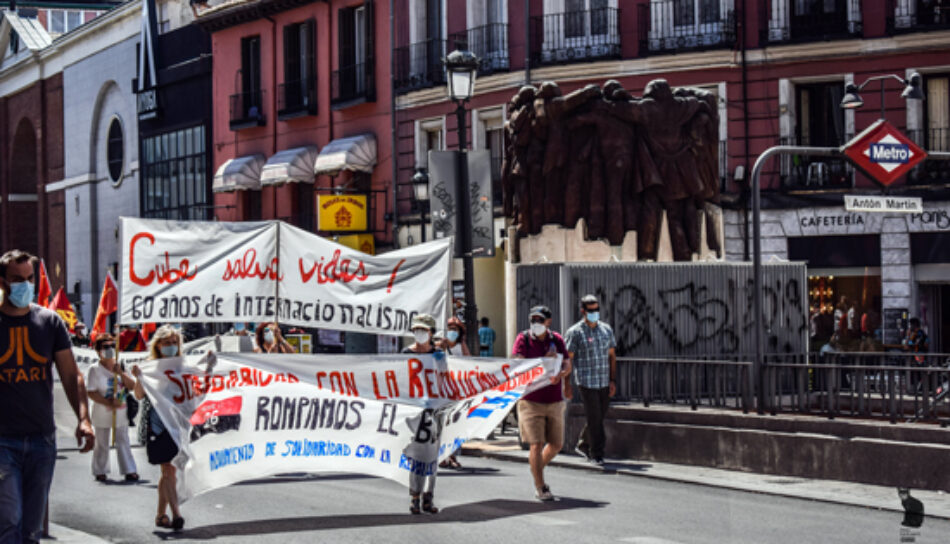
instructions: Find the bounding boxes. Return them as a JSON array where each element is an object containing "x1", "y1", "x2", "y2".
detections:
[
  {"x1": 119, "y1": 218, "x2": 452, "y2": 335},
  {"x1": 136, "y1": 353, "x2": 554, "y2": 502}
]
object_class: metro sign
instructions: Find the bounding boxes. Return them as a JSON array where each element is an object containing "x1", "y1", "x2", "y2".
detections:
[{"x1": 842, "y1": 119, "x2": 927, "y2": 187}]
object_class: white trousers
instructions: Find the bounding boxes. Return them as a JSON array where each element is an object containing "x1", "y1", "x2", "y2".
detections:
[{"x1": 92, "y1": 425, "x2": 137, "y2": 476}]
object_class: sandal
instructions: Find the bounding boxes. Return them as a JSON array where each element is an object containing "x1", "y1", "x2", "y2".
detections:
[
  {"x1": 124, "y1": 473, "x2": 140, "y2": 482},
  {"x1": 95, "y1": 475, "x2": 107, "y2": 482},
  {"x1": 155, "y1": 514, "x2": 172, "y2": 528},
  {"x1": 171, "y1": 516, "x2": 185, "y2": 531},
  {"x1": 422, "y1": 492, "x2": 439, "y2": 514},
  {"x1": 410, "y1": 495, "x2": 421, "y2": 515},
  {"x1": 448, "y1": 456, "x2": 462, "y2": 469}
]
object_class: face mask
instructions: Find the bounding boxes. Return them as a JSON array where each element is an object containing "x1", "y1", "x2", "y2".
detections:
[
  {"x1": 263, "y1": 331, "x2": 275, "y2": 344},
  {"x1": 586, "y1": 311, "x2": 600, "y2": 324},
  {"x1": 5, "y1": 281, "x2": 34, "y2": 308},
  {"x1": 159, "y1": 345, "x2": 179, "y2": 357},
  {"x1": 234, "y1": 323, "x2": 245, "y2": 332},
  {"x1": 530, "y1": 323, "x2": 547, "y2": 337},
  {"x1": 100, "y1": 347, "x2": 116, "y2": 360},
  {"x1": 413, "y1": 330, "x2": 430, "y2": 344},
  {"x1": 446, "y1": 330, "x2": 460, "y2": 343}
]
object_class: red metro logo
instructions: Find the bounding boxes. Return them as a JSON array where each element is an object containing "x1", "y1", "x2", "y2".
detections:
[{"x1": 842, "y1": 119, "x2": 927, "y2": 187}]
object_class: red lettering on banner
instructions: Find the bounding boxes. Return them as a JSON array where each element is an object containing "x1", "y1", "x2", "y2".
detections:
[
  {"x1": 221, "y1": 248, "x2": 283, "y2": 281},
  {"x1": 407, "y1": 358, "x2": 424, "y2": 398},
  {"x1": 163, "y1": 367, "x2": 299, "y2": 404},
  {"x1": 386, "y1": 259, "x2": 406, "y2": 294},
  {"x1": 298, "y1": 250, "x2": 370, "y2": 285},
  {"x1": 424, "y1": 369, "x2": 438, "y2": 398},
  {"x1": 166, "y1": 370, "x2": 185, "y2": 403},
  {"x1": 372, "y1": 372, "x2": 387, "y2": 400},
  {"x1": 129, "y1": 231, "x2": 199, "y2": 287}
]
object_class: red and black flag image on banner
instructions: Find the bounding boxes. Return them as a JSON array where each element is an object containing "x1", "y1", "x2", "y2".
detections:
[{"x1": 189, "y1": 396, "x2": 242, "y2": 442}]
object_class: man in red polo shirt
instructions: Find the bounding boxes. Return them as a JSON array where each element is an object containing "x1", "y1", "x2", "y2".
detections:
[{"x1": 512, "y1": 305, "x2": 572, "y2": 501}]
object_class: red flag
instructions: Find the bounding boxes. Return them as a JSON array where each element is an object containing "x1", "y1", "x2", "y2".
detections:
[
  {"x1": 49, "y1": 288, "x2": 78, "y2": 333},
  {"x1": 37, "y1": 260, "x2": 52, "y2": 308},
  {"x1": 119, "y1": 328, "x2": 147, "y2": 352},
  {"x1": 141, "y1": 322, "x2": 157, "y2": 341},
  {"x1": 90, "y1": 273, "x2": 118, "y2": 341}
]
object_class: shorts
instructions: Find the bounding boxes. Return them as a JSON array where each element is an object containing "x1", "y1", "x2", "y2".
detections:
[
  {"x1": 517, "y1": 399, "x2": 565, "y2": 447},
  {"x1": 146, "y1": 429, "x2": 179, "y2": 465}
]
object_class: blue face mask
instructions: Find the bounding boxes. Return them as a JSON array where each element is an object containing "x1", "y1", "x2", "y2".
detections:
[
  {"x1": 234, "y1": 323, "x2": 245, "y2": 332},
  {"x1": 159, "y1": 344, "x2": 179, "y2": 357},
  {"x1": 6, "y1": 281, "x2": 34, "y2": 308},
  {"x1": 447, "y1": 330, "x2": 460, "y2": 343},
  {"x1": 586, "y1": 311, "x2": 600, "y2": 324}
]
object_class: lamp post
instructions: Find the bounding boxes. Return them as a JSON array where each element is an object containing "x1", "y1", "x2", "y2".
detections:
[
  {"x1": 411, "y1": 167, "x2": 429, "y2": 243},
  {"x1": 445, "y1": 48, "x2": 480, "y2": 354},
  {"x1": 841, "y1": 72, "x2": 923, "y2": 121}
]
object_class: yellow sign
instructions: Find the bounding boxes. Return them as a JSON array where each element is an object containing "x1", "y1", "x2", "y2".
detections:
[
  {"x1": 285, "y1": 334, "x2": 312, "y2": 354},
  {"x1": 318, "y1": 194, "x2": 368, "y2": 231},
  {"x1": 336, "y1": 234, "x2": 375, "y2": 255}
]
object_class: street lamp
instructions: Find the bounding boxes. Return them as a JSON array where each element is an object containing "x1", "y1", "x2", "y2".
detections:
[
  {"x1": 840, "y1": 72, "x2": 924, "y2": 120},
  {"x1": 444, "y1": 47, "x2": 479, "y2": 354},
  {"x1": 411, "y1": 167, "x2": 429, "y2": 243}
]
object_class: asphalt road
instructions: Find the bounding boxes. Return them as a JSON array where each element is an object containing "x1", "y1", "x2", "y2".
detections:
[{"x1": 48, "y1": 391, "x2": 949, "y2": 544}]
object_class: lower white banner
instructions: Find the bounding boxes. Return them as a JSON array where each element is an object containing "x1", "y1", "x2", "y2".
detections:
[{"x1": 135, "y1": 352, "x2": 555, "y2": 502}]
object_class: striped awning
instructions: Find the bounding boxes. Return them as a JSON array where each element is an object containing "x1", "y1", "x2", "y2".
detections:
[
  {"x1": 314, "y1": 134, "x2": 377, "y2": 176},
  {"x1": 212, "y1": 154, "x2": 266, "y2": 192},
  {"x1": 260, "y1": 145, "x2": 319, "y2": 186}
]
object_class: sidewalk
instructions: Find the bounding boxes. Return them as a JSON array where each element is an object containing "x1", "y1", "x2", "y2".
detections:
[
  {"x1": 460, "y1": 433, "x2": 950, "y2": 520},
  {"x1": 45, "y1": 523, "x2": 111, "y2": 543}
]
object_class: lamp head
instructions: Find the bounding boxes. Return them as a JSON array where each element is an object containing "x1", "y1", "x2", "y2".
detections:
[
  {"x1": 901, "y1": 72, "x2": 924, "y2": 100},
  {"x1": 840, "y1": 82, "x2": 864, "y2": 110},
  {"x1": 411, "y1": 168, "x2": 429, "y2": 202},
  {"x1": 444, "y1": 49, "x2": 479, "y2": 101}
]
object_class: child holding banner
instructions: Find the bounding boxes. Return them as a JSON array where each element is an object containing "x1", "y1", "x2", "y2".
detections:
[
  {"x1": 86, "y1": 333, "x2": 139, "y2": 483},
  {"x1": 132, "y1": 325, "x2": 185, "y2": 531}
]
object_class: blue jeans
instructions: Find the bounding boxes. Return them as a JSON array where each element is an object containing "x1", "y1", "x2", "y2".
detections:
[{"x1": 0, "y1": 434, "x2": 57, "y2": 544}]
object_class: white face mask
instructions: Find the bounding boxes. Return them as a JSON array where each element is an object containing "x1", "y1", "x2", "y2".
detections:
[
  {"x1": 413, "y1": 330, "x2": 430, "y2": 344},
  {"x1": 530, "y1": 323, "x2": 547, "y2": 337},
  {"x1": 99, "y1": 347, "x2": 116, "y2": 360},
  {"x1": 263, "y1": 331, "x2": 275, "y2": 344}
]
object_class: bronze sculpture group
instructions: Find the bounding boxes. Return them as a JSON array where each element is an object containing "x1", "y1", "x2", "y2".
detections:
[{"x1": 502, "y1": 79, "x2": 722, "y2": 261}]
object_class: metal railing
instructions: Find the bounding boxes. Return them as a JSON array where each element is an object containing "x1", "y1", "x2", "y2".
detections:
[
  {"x1": 639, "y1": 1, "x2": 736, "y2": 55},
  {"x1": 278, "y1": 77, "x2": 317, "y2": 119},
  {"x1": 761, "y1": 0, "x2": 862, "y2": 44},
  {"x1": 449, "y1": 23, "x2": 510, "y2": 74},
  {"x1": 887, "y1": 0, "x2": 950, "y2": 33},
  {"x1": 612, "y1": 352, "x2": 950, "y2": 424},
  {"x1": 229, "y1": 89, "x2": 265, "y2": 130},
  {"x1": 529, "y1": 7, "x2": 621, "y2": 67},
  {"x1": 393, "y1": 39, "x2": 449, "y2": 94},
  {"x1": 906, "y1": 128, "x2": 950, "y2": 185},
  {"x1": 777, "y1": 135, "x2": 854, "y2": 190},
  {"x1": 331, "y1": 60, "x2": 375, "y2": 106}
]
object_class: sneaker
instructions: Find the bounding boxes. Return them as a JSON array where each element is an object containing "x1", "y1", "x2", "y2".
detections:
[
  {"x1": 535, "y1": 484, "x2": 554, "y2": 502},
  {"x1": 574, "y1": 445, "x2": 590, "y2": 460},
  {"x1": 591, "y1": 457, "x2": 605, "y2": 467}
]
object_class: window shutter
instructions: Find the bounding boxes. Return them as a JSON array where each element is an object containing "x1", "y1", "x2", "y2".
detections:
[
  {"x1": 283, "y1": 24, "x2": 295, "y2": 84},
  {"x1": 306, "y1": 19, "x2": 316, "y2": 86},
  {"x1": 339, "y1": 7, "x2": 355, "y2": 69},
  {"x1": 364, "y1": 0, "x2": 374, "y2": 96}
]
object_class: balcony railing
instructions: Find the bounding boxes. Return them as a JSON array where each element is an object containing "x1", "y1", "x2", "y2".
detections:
[
  {"x1": 639, "y1": 1, "x2": 737, "y2": 55},
  {"x1": 777, "y1": 135, "x2": 854, "y2": 190},
  {"x1": 331, "y1": 60, "x2": 375, "y2": 108},
  {"x1": 762, "y1": 0, "x2": 862, "y2": 44},
  {"x1": 229, "y1": 89, "x2": 266, "y2": 131},
  {"x1": 529, "y1": 7, "x2": 621, "y2": 67},
  {"x1": 907, "y1": 128, "x2": 950, "y2": 185},
  {"x1": 449, "y1": 23, "x2": 510, "y2": 74},
  {"x1": 393, "y1": 39, "x2": 449, "y2": 94},
  {"x1": 888, "y1": 0, "x2": 950, "y2": 33},
  {"x1": 278, "y1": 77, "x2": 317, "y2": 120}
]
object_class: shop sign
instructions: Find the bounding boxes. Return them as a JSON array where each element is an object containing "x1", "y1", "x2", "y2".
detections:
[
  {"x1": 335, "y1": 233, "x2": 375, "y2": 255},
  {"x1": 137, "y1": 89, "x2": 158, "y2": 121},
  {"x1": 318, "y1": 194, "x2": 367, "y2": 231},
  {"x1": 842, "y1": 119, "x2": 926, "y2": 187},
  {"x1": 844, "y1": 195, "x2": 922, "y2": 213}
]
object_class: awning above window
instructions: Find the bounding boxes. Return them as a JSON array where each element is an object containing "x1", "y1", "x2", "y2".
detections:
[
  {"x1": 212, "y1": 154, "x2": 266, "y2": 193},
  {"x1": 314, "y1": 134, "x2": 377, "y2": 176},
  {"x1": 260, "y1": 145, "x2": 319, "y2": 186}
]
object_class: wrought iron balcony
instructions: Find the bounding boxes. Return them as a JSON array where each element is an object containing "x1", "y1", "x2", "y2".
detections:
[
  {"x1": 887, "y1": 0, "x2": 950, "y2": 34},
  {"x1": 331, "y1": 60, "x2": 375, "y2": 108},
  {"x1": 229, "y1": 89, "x2": 265, "y2": 131},
  {"x1": 907, "y1": 128, "x2": 950, "y2": 185},
  {"x1": 278, "y1": 77, "x2": 317, "y2": 120},
  {"x1": 762, "y1": 0, "x2": 862, "y2": 44},
  {"x1": 449, "y1": 23, "x2": 510, "y2": 74},
  {"x1": 777, "y1": 135, "x2": 854, "y2": 190},
  {"x1": 639, "y1": 1, "x2": 737, "y2": 55},
  {"x1": 529, "y1": 7, "x2": 621, "y2": 67},
  {"x1": 393, "y1": 39, "x2": 449, "y2": 94}
]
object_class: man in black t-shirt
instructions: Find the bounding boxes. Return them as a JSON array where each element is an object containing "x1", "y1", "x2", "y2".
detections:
[{"x1": 0, "y1": 250, "x2": 94, "y2": 543}]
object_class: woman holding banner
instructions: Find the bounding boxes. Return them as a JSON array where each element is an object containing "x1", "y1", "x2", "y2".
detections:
[
  {"x1": 132, "y1": 325, "x2": 185, "y2": 531},
  {"x1": 253, "y1": 322, "x2": 295, "y2": 354},
  {"x1": 438, "y1": 317, "x2": 467, "y2": 470},
  {"x1": 401, "y1": 314, "x2": 442, "y2": 514},
  {"x1": 86, "y1": 333, "x2": 139, "y2": 482}
]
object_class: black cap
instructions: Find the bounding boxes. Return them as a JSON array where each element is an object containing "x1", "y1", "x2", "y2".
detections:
[{"x1": 529, "y1": 305, "x2": 552, "y2": 320}]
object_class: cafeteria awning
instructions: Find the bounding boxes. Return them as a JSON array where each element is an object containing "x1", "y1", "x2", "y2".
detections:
[
  {"x1": 313, "y1": 134, "x2": 377, "y2": 176},
  {"x1": 212, "y1": 154, "x2": 266, "y2": 192},
  {"x1": 260, "y1": 145, "x2": 319, "y2": 186}
]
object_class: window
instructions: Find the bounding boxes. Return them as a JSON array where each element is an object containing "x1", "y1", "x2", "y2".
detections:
[
  {"x1": 9, "y1": 31, "x2": 19, "y2": 54},
  {"x1": 46, "y1": 9, "x2": 85, "y2": 34},
  {"x1": 231, "y1": 36, "x2": 264, "y2": 128},
  {"x1": 486, "y1": 127, "x2": 504, "y2": 208},
  {"x1": 926, "y1": 75, "x2": 949, "y2": 151},
  {"x1": 141, "y1": 126, "x2": 210, "y2": 220},
  {"x1": 106, "y1": 118, "x2": 124, "y2": 183},
  {"x1": 415, "y1": 117, "x2": 444, "y2": 170},
  {"x1": 281, "y1": 20, "x2": 317, "y2": 118},
  {"x1": 566, "y1": 0, "x2": 609, "y2": 38},
  {"x1": 674, "y1": 0, "x2": 721, "y2": 26},
  {"x1": 50, "y1": 10, "x2": 64, "y2": 34},
  {"x1": 784, "y1": 81, "x2": 852, "y2": 188},
  {"x1": 335, "y1": 1, "x2": 375, "y2": 105}
]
